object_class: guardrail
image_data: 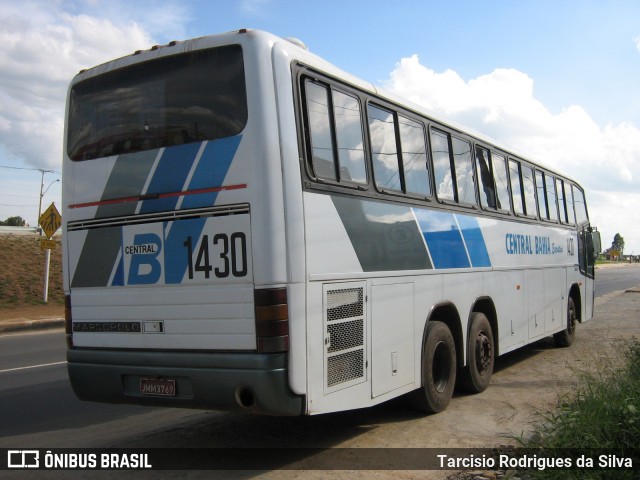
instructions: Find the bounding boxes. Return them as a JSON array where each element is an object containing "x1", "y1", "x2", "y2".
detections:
[
  {"x1": 0, "y1": 226, "x2": 61, "y2": 236},
  {"x1": 0, "y1": 226, "x2": 37, "y2": 235}
]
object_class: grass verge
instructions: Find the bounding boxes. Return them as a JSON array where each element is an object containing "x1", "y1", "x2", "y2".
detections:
[{"x1": 521, "y1": 338, "x2": 640, "y2": 479}]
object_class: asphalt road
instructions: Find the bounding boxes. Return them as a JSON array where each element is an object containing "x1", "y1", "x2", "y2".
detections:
[
  {"x1": 1, "y1": 264, "x2": 639, "y2": 473},
  {"x1": 0, "y1": 331, "x2": 204, "y2": 447},
  {"x1": 0, "y1": 330, "x2": 172, "y2": 439},
  {"x1": 595, "y1": 263, "x2": 640, "y2": 296}
]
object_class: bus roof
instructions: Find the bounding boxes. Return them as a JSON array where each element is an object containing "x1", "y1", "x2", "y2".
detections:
[{"x1": 71, "y1": 28, "x2": 579, "y2": 186}]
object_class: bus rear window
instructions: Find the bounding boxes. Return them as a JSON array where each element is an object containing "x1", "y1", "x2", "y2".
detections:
[{"x1": 67, "y1": 44, "x2": 247, "y2": 161}]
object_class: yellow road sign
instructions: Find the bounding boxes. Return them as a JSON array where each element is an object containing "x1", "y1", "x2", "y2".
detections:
[
  {"x1": 40, "y1": 238, "x2": 57, "y2": 250},
  {"x1": 39, "y1": 203, "x2": 61, "y2": 239}
]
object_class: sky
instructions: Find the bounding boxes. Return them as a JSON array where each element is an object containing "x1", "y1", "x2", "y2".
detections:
[{"x1": 1, "y1": 0, "x2": 639, "y2": 253}]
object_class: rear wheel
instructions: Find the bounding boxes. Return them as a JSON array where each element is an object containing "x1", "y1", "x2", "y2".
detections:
[
  {"x1": 553, "y1": 297, "x2": 577, "y2": 347},
  {"x1": 459, "y1": 312, "x2": 494, "y2": 393},
  {"x1": 409, "y1": 321, "x2": 456, "y2": 413}
]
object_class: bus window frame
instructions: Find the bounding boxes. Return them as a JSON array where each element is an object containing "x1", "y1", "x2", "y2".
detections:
[
  {"x1": 535, "y1": 169, "x2": 548, "y2": 220},
  {"x1": 430, "y1": 127, "x2": 478, "y2": 208},
  {"x1": 544, "y1": 172, "x2": 560, "y2": 223},
  {"x1": 295, "y1": 64, "x2": 586, "y2": 232},
  {"x1": 475, "y1": 144, "x2": 512, "y2": 216},
  {"x1": 508, "y1": 158, "x2": 525, "y2": 217},
  {"x1": 451, "y1": 134, "x2": 477, "y2": 207},
  {"x1": 572, "y1": 184, "x2": 589, "y2": 226},
  {"x1": 520, "y1": 163, "x2": 539, "y2": 219},
  {"x1": 397, "y1": 114, "x2": 432, "y2": 200},
  {"x1": 367, "y1": 102, "x2": 405, "y2": 195},
  {"x1": 300, "y1": 75, "x2": 370, "y2": 190},
  {"x1": 364, "y1": 99, "x2": 434, "y2": 202},
  {"x1": 491, "y1": 151, "x2": 512, "y2": 214}
]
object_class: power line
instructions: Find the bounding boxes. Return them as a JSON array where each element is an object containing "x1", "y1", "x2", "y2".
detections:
[
  {"x1": 0, "y1": 165, "x2": 36, "y2": 171},
  {"x1": 0, "y1": 165, "x2": 61, "y2": 174},
  {"x1": 0, "y1": 193, "x2": 39, "y2": 198}
]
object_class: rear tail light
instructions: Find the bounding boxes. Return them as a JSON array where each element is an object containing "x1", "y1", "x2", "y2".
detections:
[
  {"x1": 65, "y1": 295, "x2": 73, "y2": 348},
  {"x1": 254, "y1": 287, "x2": 289, "y2": 353}
]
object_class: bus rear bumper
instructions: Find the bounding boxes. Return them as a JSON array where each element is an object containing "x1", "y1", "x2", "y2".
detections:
[{"x1": 67, "y1": 349, "x2": 305, "y2": 416}]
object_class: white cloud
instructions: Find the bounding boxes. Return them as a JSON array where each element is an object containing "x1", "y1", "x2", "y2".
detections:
[
  {"x1": 383, "y1": 55, "x2": 640, "y2": 252},
  {"x1": 241, "y1": 0, "x2": 271, "y2": 14},
  {"x1": 72, "y1": 0, "x2": 192, "y2": 43},
  {"x1": 0, "y1": 1, "x2": 154, "y2": 170}
]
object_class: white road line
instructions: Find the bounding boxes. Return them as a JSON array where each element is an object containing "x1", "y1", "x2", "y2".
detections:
[{"x1": 0, "y1": 361, "x2": 67, "y2": 374}]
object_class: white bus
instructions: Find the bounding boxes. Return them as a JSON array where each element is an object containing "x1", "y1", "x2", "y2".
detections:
[{"x1": 63, "y1": 29, "x2": 601, "y2": 415}]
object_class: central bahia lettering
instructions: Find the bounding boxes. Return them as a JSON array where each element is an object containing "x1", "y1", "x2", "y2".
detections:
[{"x1": 505, "y1": 233, "x2": 556, "y2": 255}]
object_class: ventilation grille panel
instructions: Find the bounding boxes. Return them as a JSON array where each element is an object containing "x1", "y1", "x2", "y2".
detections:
[
  {"x1": 327, "y1": 288, "x2": 363, "y2": 322},
  {"x1": 324, "y1": 284, "x2": 365, "y2": 392},
  {"x1": 327, "y1": 350, "x2": 364, "y2": 387},
  {"x1": 327, "y1": 319, "x2": 363, "y2": 353}
]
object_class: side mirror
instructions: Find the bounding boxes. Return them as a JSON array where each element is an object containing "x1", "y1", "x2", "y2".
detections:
[{"x1": 591, "y1": 230, "x2": 601, "y2": 255}]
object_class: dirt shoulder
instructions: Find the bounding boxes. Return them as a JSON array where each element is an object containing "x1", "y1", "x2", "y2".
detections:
[
  {"x1": 0, "y1": 233, "x2": 64, "y2": 331},
  {"x1": 0, "y1": 303, "x2": 64, "y2": 333},
  {"x1": 0, "y1": 303, "x2": 63, "y2": 321}
]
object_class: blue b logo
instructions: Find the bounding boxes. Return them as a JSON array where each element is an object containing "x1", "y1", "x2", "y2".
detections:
[{"x1": 127, "y1": 233, "x2": 162, "y2": 284}]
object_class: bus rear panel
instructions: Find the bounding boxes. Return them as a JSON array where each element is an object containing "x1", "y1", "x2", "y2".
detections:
[{"x1": 63, "y1": 31, "x2": 305, "y2": 415}]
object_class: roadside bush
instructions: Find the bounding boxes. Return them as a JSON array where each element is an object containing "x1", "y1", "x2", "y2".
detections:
[{"x1": 522, "y1": 338, "x2": 640, "y2": 479}]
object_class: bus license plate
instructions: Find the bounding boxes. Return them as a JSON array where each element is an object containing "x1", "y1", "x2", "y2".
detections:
[{"x1": 140, "y1": 378, "x2": 176, "y2": 397}]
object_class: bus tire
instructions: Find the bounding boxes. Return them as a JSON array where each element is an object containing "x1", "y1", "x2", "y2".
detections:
[
  {"x1": 553, "y1": 297, "x2": 576, "y2": 347},
  {"x1": 459, "y1": 312, "x2": 494, "y2": 394},
  {"x1": 409, "y1": 320, "x2": 456, "y2": 413}
]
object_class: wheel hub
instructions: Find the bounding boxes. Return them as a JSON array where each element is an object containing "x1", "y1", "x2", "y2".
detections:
[{"x1": 475, "y1": 332, "x2": 492, "y2": 374}]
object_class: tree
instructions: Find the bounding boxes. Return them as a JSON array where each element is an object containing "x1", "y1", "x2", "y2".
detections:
[
  {"x1": 0, "y1": 216, "x2": 26, "y2": 226},
  {"x1": 611, "y1": 233, "x2": 625, "y2": 255}
]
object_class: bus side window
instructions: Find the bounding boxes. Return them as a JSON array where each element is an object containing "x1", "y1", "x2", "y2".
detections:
[
  {"x1": 476, "y1": 146, "x2": 496, "y2": 209},
  {"x1": 509, "y1": 159, "x2": 524, "y2": 215},
  {"x1": 399, "y1": 116, "x2": 431, "y2": 197},
  {"x1": 492, "y1": 153, "x2": 511, "y2": 212},
  {"x1": 304, "y1": 80, "x2": 337, "y2": 181},
  {"x1": 521, "y1": 164, "x2": 537, "y2": 218},
  {"x1": 368, "y1": 104, "x2": 402, "y2": 192},
  {"x1": 452, "y1": 136, "x2": 475, "y2": 205},
  {"x1": 545, "y1": 174, "x2": 559, "y2": 222},
  {"x1": 566, "y1": 182, "x2": 576, "y2": 224},
  {"x1": 556, "y1": 178, "x2": 568, "y2": 223},
  {"x1": 303, "y1": 79, "x2": 367, "y2": 185},
  {"x1": 333, "y1": 90, "x2": 367, "y2": 184},
  {"x1": 535, "y1": 170, "x2": 548, "y2": 219},
  {"x1": 431, "y1": 129, "x2": 455, "y2": 202},
  {"x1": 573, "y1": 185, "x2": 589, "y2": 225}
]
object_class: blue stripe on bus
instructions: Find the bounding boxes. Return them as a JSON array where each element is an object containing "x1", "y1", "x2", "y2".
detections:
[
  {"x1": 180, "y1": 136, "x2": 242, "y2": 209},
  {"x1": 413, "y1": 209, "x2": 470, "y2": 269},
  {"x1": 456, "y1": 215, "x2": 491, "y2": 267},
  {"x1": 111, "y1": 252, "x2": 125, "y2": 286},
  {"x1": 139, "y1": 143, "x2": 202, "y2": 214}
]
